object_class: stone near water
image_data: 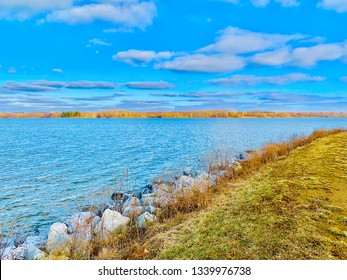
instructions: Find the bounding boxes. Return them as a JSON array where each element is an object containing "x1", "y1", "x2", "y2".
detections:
[
  {"x1": 46, "y1": 223, "x2": 71, "y2": 254},
  {"x1": 122, "y1": 206, "x2": 145, "y2": 217},
  {"x1": 123, "y1": 196, "x2": 141, "y2": 208},
  {"x1": 146, "y1": 205, "x2": 157, "y2": 214},
  {"x1": 94, "y1": 209, "x2": 130, "y2": 238},
  {"x1": 177, "y1": 175, "x2": 195, "y2": 188},
  {"x1": 25, "y1": 235, "x2": 46, "y2": 250},
  {"x1": 65, "y1": 212, "x2": 95, "y2": 234},
  {"x1": 137, "y1": 212, "x2": 157, "y2": 229},
  {"x1": 141, "y1": 193, "x2": 155, "y2": 206},
  {"x1": 26, "y1": 244, "x2": 45, "y2": 260}
]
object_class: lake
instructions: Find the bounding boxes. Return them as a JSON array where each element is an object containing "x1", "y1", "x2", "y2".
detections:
[{"x1": 0, "y1": 118, "x2": 346, "y2": 234}]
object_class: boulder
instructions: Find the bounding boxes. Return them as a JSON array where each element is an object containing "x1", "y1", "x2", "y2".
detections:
[
  {"x1": 94, "y1": 209, "x2": 130, "y2": 238},
  {"x1": 92, "y1": 216, "x2": 101, "y2": 228},
  {"x1": 177, "y1": 175, "x2": 195, "y2": 188},
  {"x1": 25, "y1": 235, "x2": 46, "y2": 250},
  {"x1": 183, "y1": 168, "x2": 199, "y2": 178},
  {"x1": 140, "y1": 193, "x2": 155, "y2": 206},
  {"x1": 122, "y1": 206, "x2": 145, "y2": 217},
  {"x1": 1, "y1": 246, "x2": 13, "y2": 260},
  {"x1": 65, "y1": 212, "x2": 95, "y2": 234},
  {"x1": 123, "y1": 197, "x2": 141, "y2": 208},
  {"x1": 46, "y1": 223, "x2": 71, "y2": 254},
  {"x1": 6, "y1": 246, "x2": 27, "y2": 260},
  {"x1": 26, "y1": 245, "x2": 45, "y2": 260},
  {"x1": 137, "y1": 212, "x2": 157, "y2": 229},
  {"x1": 146, "y1": 205, "x2": 157, "y2": 214}
]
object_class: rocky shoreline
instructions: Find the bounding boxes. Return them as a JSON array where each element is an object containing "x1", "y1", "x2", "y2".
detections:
[{"x1": 1, "y1": 160, "x2": 240, "y2": 260}]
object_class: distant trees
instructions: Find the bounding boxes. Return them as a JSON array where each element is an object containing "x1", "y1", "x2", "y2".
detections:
[{"x1": 61, "y1": 111, "x2": 82, "y2": 118}]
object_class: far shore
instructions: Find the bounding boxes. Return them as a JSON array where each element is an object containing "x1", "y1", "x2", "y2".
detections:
[{"x1": 0, "y1": 110, "x2": 347, "y2": 119}]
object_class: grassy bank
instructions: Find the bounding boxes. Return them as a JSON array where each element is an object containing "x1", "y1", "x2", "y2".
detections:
[
  {"x1": 1, "y1": 110, "x2": 347, "y2": 119},
  {"x1": 88, "y1": 129, "x2": 347, "y2": 260}
]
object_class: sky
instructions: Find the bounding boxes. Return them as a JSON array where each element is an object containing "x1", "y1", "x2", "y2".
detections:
[{"x1": 0, "y1": 0, "x2": 347, "y2": 112}]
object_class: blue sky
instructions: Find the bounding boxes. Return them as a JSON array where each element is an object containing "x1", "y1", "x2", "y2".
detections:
[{"x1": 0, "y1": 0, "x2": 347, "y2": 112}]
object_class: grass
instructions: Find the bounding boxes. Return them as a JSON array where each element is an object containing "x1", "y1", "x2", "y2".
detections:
[{"x1": 77, "y1": 128, "x2": 347, "y2": 260}]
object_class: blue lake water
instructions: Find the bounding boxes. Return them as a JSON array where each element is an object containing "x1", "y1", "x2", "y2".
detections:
[{"x1": 0, "y1": 118, "x2": 346, "y2": 234}]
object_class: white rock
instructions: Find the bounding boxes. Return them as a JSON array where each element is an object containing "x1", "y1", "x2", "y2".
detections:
[
  {"x1": 177, "y1": 175, "x2": 195, "y2": 188},
  {"x1": 65, "y1": 212, "x2": 95, "y2": 234},
  {"x1": 122, "y1": 206, "x2": 145, "y2": 217},
  {"x1": 7, "y1": 246, "x2": 26, "y2": 260},
  {"x1": 95, "y1": 209, "x2": 130, "y2": 238},
  {"x1": 123, "y1": 197, "x2": 141, "y2": 208},
  {"x1": 46, "y1": 223, "x2": 71, "y2": 254},
  {"x1": 1, "y1": 246, "x2": 13, "y2": 260},
  {"x1": 26, "y1": 244, "x2": 45, "y2": 260},
  {"x1": 137, "y1": 212, "x2": 157, "y2": 229},
  {"x1": 140, "y1": 193, "x2": 155, "y2": 205},
  {"x1": 25, "y1": 235, "x2": 46, "y2": 250},
  {"x1": 146, "y1": 205, "x2": 157, "y2": 214}
]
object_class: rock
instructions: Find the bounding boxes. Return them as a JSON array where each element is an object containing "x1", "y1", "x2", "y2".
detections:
[
  {"x1": 177, "y1": 175, "x2": 195, "y2": 188},
  {"x1": 140, "y1": 193, "x2": 155, "y2": 206},
  {"x1": 1, "y1": 246, "x2": 13, "y2": 260},
  {"x1": 111, "y1": 192, "x2": 124, "y2": 201},
  {"x1": 137, "y1": 212, "x2": 157, "y2": 229},
  {"x1": 46, "y1": 223, "x2": 71, "y2": 254},
  {"x1": 65, "y1": 212, "x2": 95, "y2": 234},
  {"x1": 92, "y1": 216, "x2": 101, "y2": 228},
  {"x1": 122, "y1": 206, "x2": 145, "y2": 217},
  {"x1": 123, "y1": 197, "x2": 141, "y2": 208},
  {"x1": 122, "y1": 193, "x2": 133, "y2": 203},
  {"x1": 94, "y1": 209, "x2": 130, "y2": 238},
  {"x1": 82, "y1": 205, "x2": 99, "y2": 215},
  {"x1": 183, "y1": 168, "x2": 199, "y2": 178},
  {"x1": 6, "y1": 245, "x2": 26, "y2": 260},
  {"x1": 26, "y1": 245, "x2": 45, "y2": 260},
  {"x1": 99, "y1": 202, "x2": 117, "y2": 216},
  {"x1": 14, "y1": 232, "x2": 29, "y2": 247},
  {"x1": 146, "y1": 205, "x2": 157, "y2": 214},
  {"x1": 25, "y1": 235, "x2": 46, "y2": 250}
]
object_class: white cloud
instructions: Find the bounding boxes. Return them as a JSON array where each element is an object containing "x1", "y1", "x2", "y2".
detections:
[
  {"x1": 207, "y1": 73, "x2": 326, "y2": 86},
  {"x1": 251, "y1": 43, "x2": 347, "y2": 67},
  {"x1": 291, "y1": 43, "x2": 346, "y2": 66},
  {"x1": 124, "y1": 81, "x2": 175, "y2": 89},
  {"x1": 275, "y1": 0, "x2": 300, "y2": 7},
  {"x1": 103, "y1": 27, "x2": 134, "y2": 33},
  {"x1": 46, "y1": 1, "x2": 157, "y2": 28},
  {"x1": 0, "y1": 0, "x2": 157, "y2": 29},
  {"x1": 155, "y1": 54, "x2": 246, "y2": 73},
  {"x1": 199, "y1": 27, "x2": 304, "y2": 54},
  {"x1": 113, "y1": 49, "x2": 176, "y2": 65},
  {"x1": 251, "y1": 47, "x2": 292, "y2": 66},
  {"x1": 52, "y1": 68, "x2": 64, "y2": 73},
  {"x1": 8, "y1": 67, "x2": 17, "y2": 73},
  {"x1": 339, "y1": 76, "x2": 347, "y2": 83},
  {"x1": 0, "y1": 0, "x2": 74, "y2": 21},
  {"x1": 222, "y1": 0, "x2": 300, "y2": 8},
  {"x1": 88, "y1": 38, "x2": 111, "y2": 47},
  {"x1": 317, "y1": 0, "x2": 347, "y2": 13},
  {"x1": 251, "y1": 0, "x2": 271, "y2": 7}
]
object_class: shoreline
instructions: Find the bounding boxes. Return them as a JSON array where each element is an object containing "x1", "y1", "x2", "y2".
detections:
[
  {"x1": 1, "y1": 110, "x2": 347, "y2": 119},
  {"x1": 1, "y1": 128, "x2": 346, "y2": 260}
]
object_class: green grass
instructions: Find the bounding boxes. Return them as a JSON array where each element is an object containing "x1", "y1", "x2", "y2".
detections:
[{"x1": 144, "y1": 132, "x2": 347, "y2": 259}]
